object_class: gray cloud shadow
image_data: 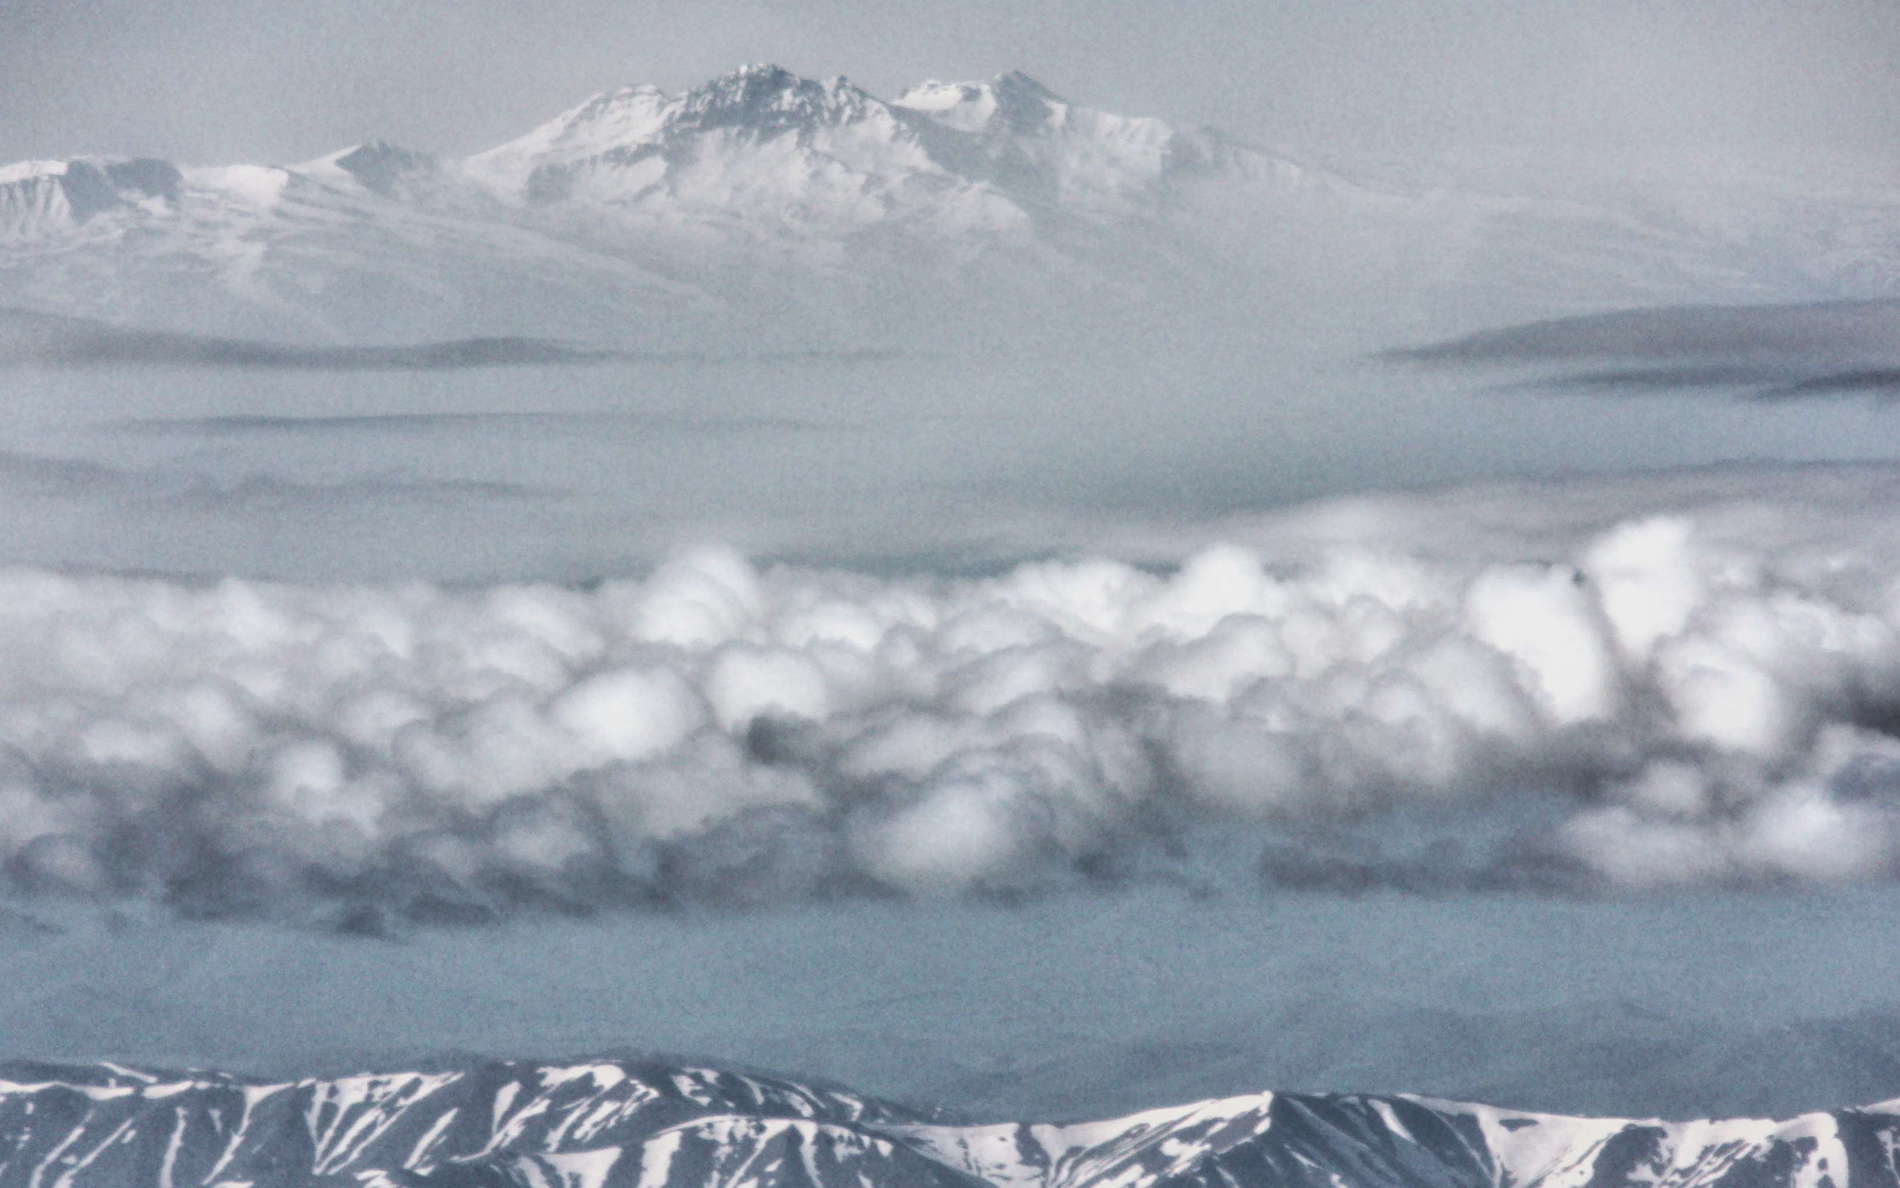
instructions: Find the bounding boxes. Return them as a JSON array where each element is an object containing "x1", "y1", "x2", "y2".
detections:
[
  {"x1": 100, "y1": 412, "x2": 854, "y2": 437},
  {"x1": 0, "y1": 448, "x2": 563, "y2": 506},
  {"x1": 1754, "y1": 369, "x2": 1900, "y2": 402},
  {"x1": 1382, "y1": 299, "x2": 1900, "y2": 406},
  {"x1": 1382, "y1": 299, "x2": 1900, "y2": 366},
  {"x1": 0, "y1": 307, "x2": 904, "y2": 372}
]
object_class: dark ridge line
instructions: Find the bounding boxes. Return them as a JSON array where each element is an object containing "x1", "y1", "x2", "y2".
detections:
[
  {"x1": 1377, "y1": 297, "x2": 1900, "y2": 366},
  {"x1": 0, "y1": 307, "x2": 908, "y2": 372}
]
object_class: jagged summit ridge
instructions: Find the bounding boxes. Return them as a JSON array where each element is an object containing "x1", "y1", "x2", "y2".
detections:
[
  {"x1": 1, "y1": 1055, "x2": 1897, "y2": 1186},
  {"x1": 465, "y1": 63, "x2": 950, "y2": 210},
  {"x1": 672, "y1": 63, "x2": 884, "y2": 131},
  {"x1": 460, "y1": 62, "x2": 1196, "y2": 216}
]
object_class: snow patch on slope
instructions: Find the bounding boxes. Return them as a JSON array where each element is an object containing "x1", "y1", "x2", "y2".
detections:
[{"x1": 3, "y1": 1057, "x2": 1897, "y2": 1186}]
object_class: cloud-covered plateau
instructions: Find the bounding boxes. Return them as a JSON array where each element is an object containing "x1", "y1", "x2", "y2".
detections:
[{"x1": 6, "y1": 464, "x2": 1900, "y2": 922}]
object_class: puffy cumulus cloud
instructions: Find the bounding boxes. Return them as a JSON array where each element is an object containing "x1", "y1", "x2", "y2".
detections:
[{"x1": 10, "y1": 472, "x2": 1900, "y2": 923}]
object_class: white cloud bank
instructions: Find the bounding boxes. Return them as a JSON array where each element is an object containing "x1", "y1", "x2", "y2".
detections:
[{"x1": 7, "y1": 464, "x2": 1900, "y2": 921}]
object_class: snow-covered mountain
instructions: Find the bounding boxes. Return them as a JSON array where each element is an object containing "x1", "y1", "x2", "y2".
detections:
[
  {"x1": 0, "y1": 65, "x2": 1310, "y2": 343},
  {"x1": 7, "y1": 63, "x2": 1898, "y2": 345},
  {"x1": 0, "y1": 1056, "x2": 1893, "y2": 1186},
  {"x1": 458, "y1": 64, "x2": 1282, "y2": 219}
]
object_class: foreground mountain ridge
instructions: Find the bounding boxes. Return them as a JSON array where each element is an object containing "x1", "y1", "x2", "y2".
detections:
[
  {"x1": 0, "y1": 1055, "x2": 1894, "y2": 1186},
  {"x1": 6, "y1": 63, "x2": 1899, "y2": 343}
]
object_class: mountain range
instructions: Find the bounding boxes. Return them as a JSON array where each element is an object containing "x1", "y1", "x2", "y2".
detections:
[
  {"x1": 2, "y1": 1055, "x2": 1893, "y2": 1186},
  {"x1": 6, "y1": 64, "x2": 1899, "y2": 345}
]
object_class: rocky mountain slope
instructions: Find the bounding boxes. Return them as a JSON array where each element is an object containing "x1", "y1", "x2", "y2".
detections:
[{"x1": 0, "y1": 1056, "x2": 1894, "y2": 1186}]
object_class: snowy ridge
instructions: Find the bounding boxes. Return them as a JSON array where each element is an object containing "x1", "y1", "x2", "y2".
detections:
[
  {"x1": 0, "y1": 157, "x2": 180, "y2": 239},
  {"x1": 0, "y1": 1056, "x2": 1894, "y2": 1186},
  {"x1": 296, "y1": 141, "x2": 444, "y2": 201},
  {"x1": 7, "y1": 64, "x2": 1899, "y2": 341},
  {"x1": 463, "y1": 63, "x2": 1021, "y2": 244},
  {"x1": 0, "y1": 64, "x2": 1299, "y2": 341},
  {"x1": 891, "y1": 70, "x2": 1292, "y2": 209}
]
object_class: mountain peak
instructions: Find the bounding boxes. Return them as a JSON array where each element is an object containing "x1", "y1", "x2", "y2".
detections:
[
  {"x1": 991, "y1": 69, "x2": 1060, "y2": 101},
  {"x1": 894, "y1": 71, "x2": 1067, "y2": 134},
  {"x1": 722, "y1": 61, "x2": 796, "y2": 84},
  {"x1": 463, "y1": 64, "x2": 919, "y2": 207},
  {"x1": 675, "y1": 63, "x2": 880, "y2": 131},
  {"x1": 320, "y1": 140, "x2": 437, "y2": 196}
]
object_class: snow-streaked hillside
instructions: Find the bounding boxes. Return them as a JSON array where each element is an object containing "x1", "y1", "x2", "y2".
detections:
[
  {"x1": 0, "y1": 1055, "x2": 1893, "y2": 1186},
  {"x1": 6, "y1": 64, "x2": 1899, "y2": 344}
]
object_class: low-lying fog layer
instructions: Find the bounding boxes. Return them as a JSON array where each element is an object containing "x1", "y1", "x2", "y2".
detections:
[
  {"x1": 7, "y1": 464, "x2": 1900, "y2": 923},
  {"x1": 5, "y1": 322, "x2": 1900, "y2": 581},
  {"x1": 6, "y1": 305, "x2": 1900, "y2": 1128}
]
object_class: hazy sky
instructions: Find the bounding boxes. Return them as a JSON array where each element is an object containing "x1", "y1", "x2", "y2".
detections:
[{"x1": 4, "y1": 0, "x2": 1897, "y2": 182}]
